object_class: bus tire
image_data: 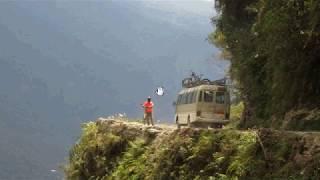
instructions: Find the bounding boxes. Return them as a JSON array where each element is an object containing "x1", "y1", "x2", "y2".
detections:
[
  {"x1": 176, "y1": 116, "x2": 181, "y2": 129},
  {"x1": 187, "y1": 115, "x2": 191, "y2": 127},
  {"x1": 226, "y1": 113, "x2": 230, "y2": 120}
]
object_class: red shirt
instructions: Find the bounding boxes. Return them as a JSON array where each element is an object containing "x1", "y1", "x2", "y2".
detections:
[{"x1": 143, "y1": 101, "x2": 154, "y2": 113}]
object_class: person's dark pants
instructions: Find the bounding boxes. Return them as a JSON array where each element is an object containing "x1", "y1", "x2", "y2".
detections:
[{"x1": 144, "y1": 112, "x2": 154, "y2": 126}]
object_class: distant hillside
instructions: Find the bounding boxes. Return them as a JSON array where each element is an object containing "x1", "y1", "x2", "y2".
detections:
[{"x1": 0, "y1": 1, "x2": 227, "y2": 179}]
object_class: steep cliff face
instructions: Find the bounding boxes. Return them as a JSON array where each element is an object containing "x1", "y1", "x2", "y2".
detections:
[{"x1": 65, "y1": 119, "x2": 320, "y2": 179}]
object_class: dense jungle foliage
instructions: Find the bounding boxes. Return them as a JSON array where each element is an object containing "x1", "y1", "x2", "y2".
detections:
[
  {"x1": 65, "y1": 120, "x2": 320, "y2": 180},
  {"x1": 209, "y1": 0, "x2": 320, "y2": 129}
]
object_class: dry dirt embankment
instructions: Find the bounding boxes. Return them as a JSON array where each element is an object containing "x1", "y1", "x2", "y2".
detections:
[{"x1": 65, "y1": 118, "x2": 320, "y2": 180}]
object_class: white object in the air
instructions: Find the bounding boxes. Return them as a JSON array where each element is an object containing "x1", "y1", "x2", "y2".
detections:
[
  {"x1": 50, "y1": 169, "x2": 57, "y2": 173},
  {"x1": 155, "y1": 87, "x2": 164, "y2": 96},
  {"x1": 118, "y1": 113, "x2": 126, "y2": 118}
]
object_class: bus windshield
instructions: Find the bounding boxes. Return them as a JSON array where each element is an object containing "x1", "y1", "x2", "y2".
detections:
[
  {"x1": 203, "y1": 90, "x2": 214, "y2": 102},
  {"x1": 216, "y1": 91, "x2": 225, "y2": 104}
]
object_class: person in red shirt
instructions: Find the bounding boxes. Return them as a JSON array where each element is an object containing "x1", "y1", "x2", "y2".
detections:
[{"x1": 141, "y1": 96, "x2": 154, "y2": 126}]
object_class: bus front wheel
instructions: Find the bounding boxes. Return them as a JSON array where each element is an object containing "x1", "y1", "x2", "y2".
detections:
[{"x1": 176, "y1": 116, "x2": 181, "y2": 129}]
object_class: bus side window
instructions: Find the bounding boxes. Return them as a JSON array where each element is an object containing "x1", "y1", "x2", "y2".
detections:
[
  {"x1": 182, "y1": 93, "x2": 188, "y2": 104},
  {"x1": 183, "y1": 93, "x2": 188, "y2": 104},
  {"x1": 198, "y1": 91, "x2": 203, "y2": 102},
  {"x1": 192, "y1": 91, "x2": 197, "y2": 103},
  {"x1": 177, "y1": 95, "x2": 182, "y2": 105},
  {"x1": 216, "y1": 91, "x2": 225, "y2": 104},
  {"x1": 188, "y1": 92, "x2": 194, "y2": 104},
  {"x1": 181, "y1": 94, "x2": 185, "y2": 104}
]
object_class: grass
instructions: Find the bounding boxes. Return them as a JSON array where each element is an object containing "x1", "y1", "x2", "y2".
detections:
[{"x1": 225, "y1": 102, "x2": 244, "y2": 129}]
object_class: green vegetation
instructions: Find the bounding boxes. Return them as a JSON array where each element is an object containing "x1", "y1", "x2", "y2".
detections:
[
  {"x1": 225, "y1": 102, "x2": 244, "y2": 129},
  {"x1": 209, "y1": 0, "x2": 320, "y2": 129},
  {"x1": 110, "y1": 138, "x2": 148, "y2": 179},
  {"x1": 230, "y1": 102, "x2": 244, "y2": 121},
  {"x1": 64, "y1": 122, "x2": 127, "y2": 179},
  {"x1": 65, "y1": 120, "x2": 320, "y2": 179}
]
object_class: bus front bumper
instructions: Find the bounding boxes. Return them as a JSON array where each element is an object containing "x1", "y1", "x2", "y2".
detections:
[{"x1": 194, "y1": 117, "x2": 230, "y2": 124}]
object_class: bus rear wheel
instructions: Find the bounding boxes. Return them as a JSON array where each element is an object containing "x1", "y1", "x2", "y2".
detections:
[
  {"x1": 210, "y1": 123, "x2": 223, "y2": 129},
  {"x1": 187, "y1": 115, "x2": 192, "y2": 128}
]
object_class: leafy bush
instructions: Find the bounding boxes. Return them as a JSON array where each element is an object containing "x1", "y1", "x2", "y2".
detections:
[
  {"x1": 210, "y1": 0, "x2": 320, "y2": 129},
  {"x1": 65, "y1": 122, "x2": 129, "y2": 180},
  {"x1": 226, "y1": 102, "x2": 244, "y2": 129},
  {"x1": 110, "y1": 138, "x2": 148, "y2": 180},
  {"x1": 65, "y1": 121, "x2": 320, "y2": 179}
]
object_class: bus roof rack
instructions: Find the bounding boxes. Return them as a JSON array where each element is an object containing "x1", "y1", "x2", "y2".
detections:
[
  {"x1": 210, "y1": 78, "x2": 227, "y2": 86},
  {"x1": 182, "y1": 77, "x2": 227, "y2": 88}
]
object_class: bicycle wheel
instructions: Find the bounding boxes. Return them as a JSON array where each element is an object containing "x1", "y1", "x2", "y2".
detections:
[
  {"x1": 182, "y1": 78, "x2": 192, "y2": 87},
  {"x1": 201, "y1": 79, "x2": 211, "y2": 84}
]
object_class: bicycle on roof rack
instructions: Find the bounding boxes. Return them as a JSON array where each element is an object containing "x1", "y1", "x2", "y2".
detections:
[{"x1": 181, "y1": 72, "x2": 226, "y2": 88}]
